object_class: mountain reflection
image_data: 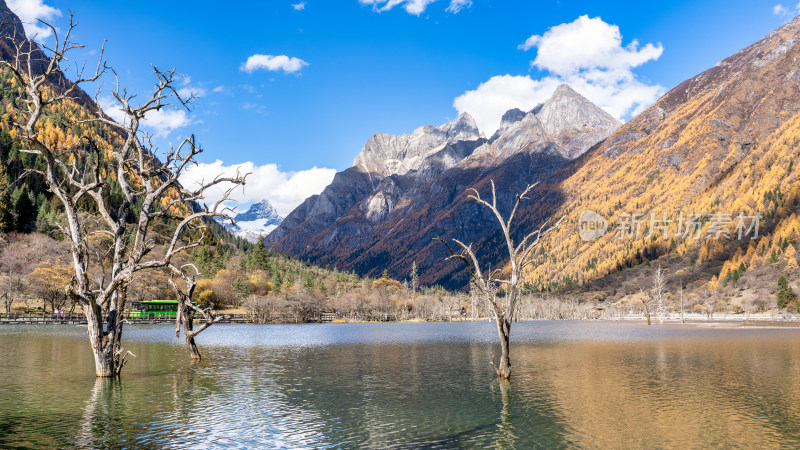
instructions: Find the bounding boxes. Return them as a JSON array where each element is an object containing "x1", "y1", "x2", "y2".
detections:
[{"x1": 2, "y1": 323, "x2": 800, "y2": 447}]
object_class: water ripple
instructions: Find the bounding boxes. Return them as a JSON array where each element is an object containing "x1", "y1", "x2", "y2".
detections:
[{"x1": 2, "y1": 322, "x2": 800, "y2": 448}]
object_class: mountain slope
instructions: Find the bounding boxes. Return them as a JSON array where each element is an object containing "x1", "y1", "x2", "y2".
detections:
[
  {"x1": 271, "y1": 16, "x2": 800, "y2": 295},
  {"x1": 0, "y1": 0, "x2": 96, "y2": 109},
  {"x1": 0, "y1": 2, "x2": 250, "y2": 252},
  {"x1": 515, "y1": 15, "x2": 800, "y2": 296},
  {"x1": 268, "y1": 85, "x2": 620, "y2": 286}
]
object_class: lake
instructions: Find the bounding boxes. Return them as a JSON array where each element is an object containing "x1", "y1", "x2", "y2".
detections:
[{"x1": 1, "y1": 321, "x2": 800, "y2": 448}]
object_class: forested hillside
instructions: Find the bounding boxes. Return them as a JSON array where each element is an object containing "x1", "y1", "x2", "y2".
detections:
[
  {"x1": 0, "y1": 7, "x2": 451, "y2": 322},
  {"x1": 270, "y1": 13, "x2": 800, "y2": 315},
  {"x1": 0, "y1": 60, "x2": 452, "y2": 320},
  {"x1": 515, "y1": 16, "x2": 800, "y2": 312}
]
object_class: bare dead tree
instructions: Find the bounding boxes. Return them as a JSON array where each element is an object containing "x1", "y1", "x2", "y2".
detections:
[
  {"x1": 438, "y1": 180, "x2": 563, "y2": 379},
  {"x1": 639, "y1": 288, "x2": 652, "y2": 325},
  {"x1": 0, "y1": 270, "x2": 26, "y2": 313},
  {"x1": 409, "y1": 261, "x2": 418, "y2": 300},
  {"x1": 2, "y1": 15, "x2": 246, "y2": 377},
  {"x1": 651, "y1": 265, "x2": 666, "y2": 323},
  {"x1": 169, "y1": 264, "x2": 222, "y2": 360}
]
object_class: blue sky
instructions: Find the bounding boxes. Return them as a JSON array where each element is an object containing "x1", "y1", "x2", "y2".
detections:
[{"x1": 10, "y1": 0, "x2": 797, "y2": 214}]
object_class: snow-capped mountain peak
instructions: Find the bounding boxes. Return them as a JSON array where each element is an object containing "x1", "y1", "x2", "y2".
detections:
[
  {"x1": 235, "y1": 199, "x2": 282, "y2": 223},
  {"x1": 220, "y1": 199, "x2": 284, "y2": 242}
]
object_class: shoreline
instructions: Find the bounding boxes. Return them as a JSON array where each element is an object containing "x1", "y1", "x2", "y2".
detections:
[{"x1": 4, "y1": 312, "x2": 800, "y2": 328}]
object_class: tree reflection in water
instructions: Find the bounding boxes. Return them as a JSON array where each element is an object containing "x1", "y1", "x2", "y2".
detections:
[
  {"x1": 77, "y1": 379, "x2": 122, "y2": 448},
  {"x1": 496, "y1": 378, "x2": 516, "y2": 448},
  {"x1": 4, "y1": 323, "x2": 800, "y2": 447}
]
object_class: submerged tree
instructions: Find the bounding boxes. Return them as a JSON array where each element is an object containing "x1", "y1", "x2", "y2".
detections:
[
  {"x1": 2, "y1": 16, "x2": 245, "y2": 377},
  {"x1": 639, "y1": 289, "x2": 652, "y2": 325},
  {"x1": 169, "y1": 263, "x2": 222, "y2": 360},
  {"x1": 439, "y1": 181, "x2": 563, "y2": 379}
]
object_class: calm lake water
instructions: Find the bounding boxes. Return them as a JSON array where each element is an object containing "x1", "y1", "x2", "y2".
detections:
[{"x1": 2, "y1": 321, "x2": 800, "y2": 448}]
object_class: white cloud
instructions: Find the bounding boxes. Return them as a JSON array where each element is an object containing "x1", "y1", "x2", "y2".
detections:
[
  {"x1": 403, "y1": 0, "x2": 436, "y2": 15},
  {"x1": 173, "y1": 75, "x2": 207, "y2": 99},
  {"x1": 454, "y1": 75, "x2": 561, "y2": 134},
  {"x1": 446, "y1": 0, "x2": 472, "y2": 14},
  {"x1": 180, "y1": 160, "x2": 337, "y2": 217},
  {"x1": 212, "y1": 85, "x2": 226, "y2": 93},
  {"x1": 772, "y1": 3, "x2": 800, "y2": 18},
  {"x1": 292, "y1": 2, "x2": 306, "y2": 10},
  {"x1": 6, "y1": 0, "x2": 61, "y2": 40},
  {"x1": 144, "y1": 108, "x2": 191, "y2": 137},
  {"x1": 455, "y1": 16, "x2": 664, "y2": 134},
  {"x1": 177, "y1": 86, "x2": 207, "y2": 99},
  {"x1": 99, "y1": 96, "x2": 192, "y2": 137},
  {"x1": 241, "y1": 54, "x2": 309, "y2": 74},
  {"x1": 360, "y1": 0, "x2": 468, "y2": 15},
  {"x1": 243, "y1": 102, "x2": 268, "y2": 115},
  {"x1": 518, "y1": 15, "x2": 663, "y2": 76},
  {"x1": 358, "y1": 0, "x2": 431, "y2": 15},
  {"x1": 98, "y1": 96, "x2": 127, "y2": 125}
]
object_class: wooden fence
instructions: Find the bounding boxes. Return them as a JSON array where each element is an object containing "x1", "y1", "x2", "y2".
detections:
[{"x1": 0, "y1": 311, "x2": 338, "y2": 325}]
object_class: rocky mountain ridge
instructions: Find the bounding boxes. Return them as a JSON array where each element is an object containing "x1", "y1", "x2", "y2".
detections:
[
  {"x1": 464, "y1": 84, "x2": 620, "y2": 165},
  {"x1": 267, "y1": 84, "x2": 620, "y2": 285},
  {"x1": 271, "y1": 16, "x2": 800, "y2": 293},
  {"x1": 353, "y1": 113, "x2": 482, "y2": 178}
]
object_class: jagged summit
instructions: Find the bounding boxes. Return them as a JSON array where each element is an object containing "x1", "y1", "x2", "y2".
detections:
[
  {"x1": 537, "y1": 84, "x2": 618, "y2": 135},
  {"x1": 553, "y1": 83, "x2": 578, "y2": 96},
  {"x1": 470, "y1": 84, "x2": 620, "y2": 162},
  {"x1": 353, "y1": 86, "x2": 619, "y2": 179},
  {"x1": 498, "y1": 108, "x2": 527, "y2": 130},
  {"x1": 490, "y1": 108, "x2": 529, "y2": 140},
  {"x1": 536, "y1": 84, "x2": 621, "y2": 159},
  {"x1": 268, "y1": 83, "x2": 620, "y2": 278},
  {"x1": 353, "y1": 113, "x2": 481, "y2": 178}
]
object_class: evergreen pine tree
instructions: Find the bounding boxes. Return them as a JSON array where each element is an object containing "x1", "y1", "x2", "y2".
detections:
[
  {"x1": 409, "y1": 261, "x2": 418, "y2": 299},
  {"x1": 36, "y1": 196, "x2": 50, "y2": 228},
  {"x1": 251, "y1": 236, "x2": 271, "y2": 271},
  {"x1": 777, "y1": 275, "x2": 797, "y2": 309},
  {"x1": 0, "y1": 165, "x2": 13, "y2": 232},
  {"x1": 13, "y1": 184, "x2": 35, "y2": 232}
]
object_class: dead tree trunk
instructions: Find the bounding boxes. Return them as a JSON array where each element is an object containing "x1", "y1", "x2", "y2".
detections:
[
  {"x1": 652, "y1": 265, "x2": 666, "y2": 324},
  {"x1": 438, "y1": 180, "x2": 563, "y2": 379},
  {"x1": 170, "y1": 264, "x2": 222, "y2": 360},
  {"x1": 493, "y1": 314, "x2": 512, "y2": 378},
  {"x1": 639, "y1": 291, "x2": 652, "y2": 325},
  {"x1": 2, "y1": 16, "x2": 246, "y2": 377},
  {"x1": 182, "y1": 307, "x2": 203, "y2": 360}
]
